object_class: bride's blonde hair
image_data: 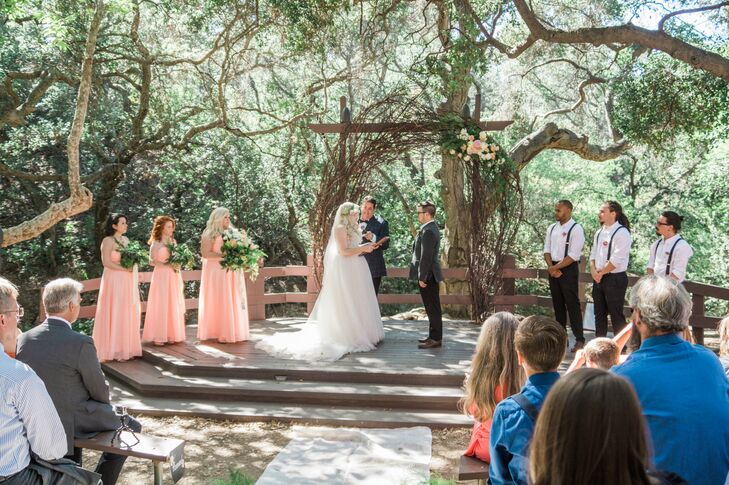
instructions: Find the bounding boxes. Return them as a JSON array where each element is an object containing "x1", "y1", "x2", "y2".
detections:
[
  {"x1": 203, "y1": 207, "x2": 233, "y2": 239},
  {"x1": 335, "y1": 202, "x2": 361, "y2": 242}
]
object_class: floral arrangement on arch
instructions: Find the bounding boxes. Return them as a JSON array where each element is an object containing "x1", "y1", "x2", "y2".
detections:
[{"x1": 441, "y1": 125, "x2": 507, "y2": 168}]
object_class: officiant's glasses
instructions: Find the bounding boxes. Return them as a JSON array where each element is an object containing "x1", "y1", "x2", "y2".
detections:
[{"x1": 1, "y1": 305, "x2": 23, "y2": 317}]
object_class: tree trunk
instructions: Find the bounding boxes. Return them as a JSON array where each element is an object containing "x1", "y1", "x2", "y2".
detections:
[{"x1": 93, "y1": 165, "x2": 125, "y2": 255}]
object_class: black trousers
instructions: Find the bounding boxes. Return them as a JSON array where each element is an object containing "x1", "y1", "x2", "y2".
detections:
[
  {"x1": 66, "y1": 416, "x2": 142, "y2": 485},
  {"x1": 592, "y1": 272, "x2": 629, "y2": 337},
  {"x1": 419, "y1": 274, "x2": 443, "y2": 341},
  {"x1": 372, "y1": 276, "x2": 382, "y2": 295},
  {"x1": 548, "y1": 262, "x2": 584, "y2": 342}
]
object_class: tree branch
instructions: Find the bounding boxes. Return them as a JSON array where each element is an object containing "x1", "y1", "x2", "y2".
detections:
[
  {"x1": 1, "y1": 1, "x2": 105, "y2": 247},
  {"x1": 509, "y1": 122, "x2": 630, "y2": 170},
  {"x1": 512, "y1": 0, "x2": 729, "y2": 82}
]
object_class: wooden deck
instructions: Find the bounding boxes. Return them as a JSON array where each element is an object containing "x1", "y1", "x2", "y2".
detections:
[
  {"x1": 104, "y1": 318, "x2": 585, "y2": 427},
  {"x1": 103, "y1": 318, "x2": 481, "y2": 428}
]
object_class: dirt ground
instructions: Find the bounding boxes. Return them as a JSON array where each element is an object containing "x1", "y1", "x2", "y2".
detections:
[{"x1": 87, "y1": 416, "x2": 472, "y2": 484}]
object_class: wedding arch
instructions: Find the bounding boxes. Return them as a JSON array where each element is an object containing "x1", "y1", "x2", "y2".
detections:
[{"x1": 306, "y1": 94, "x2": 516, "y2": 319}]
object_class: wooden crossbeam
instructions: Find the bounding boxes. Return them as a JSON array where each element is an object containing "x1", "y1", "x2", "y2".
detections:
[{"x1": 308, "y1": 120, "x2": 513, "y2": 134}]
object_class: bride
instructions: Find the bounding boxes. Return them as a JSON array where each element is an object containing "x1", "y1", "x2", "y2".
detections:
[{"x1": 257, "y1": 202, "x2": 384, "y2": 361}]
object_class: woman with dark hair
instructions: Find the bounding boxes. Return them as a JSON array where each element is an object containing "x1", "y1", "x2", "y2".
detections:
[
  {"x1": 461, "y1": 312, "x2": 525, "y2": 462},
  {"x1": 93, "y1": 213, "x2": 142, "y2": 361},
  {"x1": 142, "y1": 216, "x2": 186, "y2": 345},
  {"x1": 529, "y1": 368, "x2": 687, "y2": 485},
  {"x1": 589, "y1": 201, "x2": 633, "y2": 337},
  {"x1": 647, "y1": 211, "x2": 693, "y2": 282}
]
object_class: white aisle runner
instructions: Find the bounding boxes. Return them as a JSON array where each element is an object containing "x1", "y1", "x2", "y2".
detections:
[{"x1": 256, "y1": 426, "x2": 432, "y2": 485}]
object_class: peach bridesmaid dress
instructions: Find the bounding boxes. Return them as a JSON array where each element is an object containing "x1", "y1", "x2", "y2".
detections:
[
  {"x1": 93, "y1": 247, "x2": 142, "y2": 361},
  {"x1": 142, "y1": 245, "x2": 186, "y2": 344},
  {"x1": 197, "y1": 235, "x2": 249, "y2": 342}
]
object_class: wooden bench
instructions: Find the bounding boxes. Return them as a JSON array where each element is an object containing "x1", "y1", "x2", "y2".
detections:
[
  {"x1": 75, "y1": 431, "x2": 185, "y2": 485},
  {"x1": 458, "y1": 455, "x2": 489, "y2": 484}
]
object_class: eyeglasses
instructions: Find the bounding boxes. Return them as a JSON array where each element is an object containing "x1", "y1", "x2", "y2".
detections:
[
  {"x1": 656, "y1": 221, "x2": 669, "y2": 226},
  {"x1": 2, "y1": 306, "x2": 24, "y2": 318}
]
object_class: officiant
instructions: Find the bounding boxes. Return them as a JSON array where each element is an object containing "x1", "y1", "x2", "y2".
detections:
[{"x1": 360, "y1": 196, "x2": 390, "y2": 295}]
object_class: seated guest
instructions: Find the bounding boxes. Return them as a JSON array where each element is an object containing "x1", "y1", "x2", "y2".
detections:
[
  {"x1": 1, "y1": 277, "x2": 68, "y2": 484},
  {"x1": 17, "y1": 278, "x2": 142, "y2": 485},
  {"x1": 461, "y1": 312, "x2": 525, "y2": 462},
  {"x1": 613, "y1": 275, "x2": 729, "y2": 485},
  {"x1": 488, "y1": 316, "x2": 567, "y2": 485},
  {"x1": 529, "y1": 368, "x2": 687, "y2": 485},
  {"x1": 567, "y1": 324, "x2": 633, "y2": 373},
  {"x1": 719, "y1": 316, "x2": 729, "y2": 377}
]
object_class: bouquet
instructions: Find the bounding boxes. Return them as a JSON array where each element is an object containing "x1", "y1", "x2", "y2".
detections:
[
  {"x1": 220, "y1": 228, "x2": 267, "y2": 280},
  {"x1": 166, "y1": 242, "x2": 197, "y2": 271},
  {"x1": 116, "y1": 240, "x2": 149, "y2": 269}
]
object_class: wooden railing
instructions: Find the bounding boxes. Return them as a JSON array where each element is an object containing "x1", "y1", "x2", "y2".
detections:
[
  {"x1": 45, "y1": 254, "x2": 728, "y2": 345},
  {"x1": 46, "y1": 255, "x2": 469, "y2": 322},
  {"x1": 494, "y1": 255, "x2": 729, "y2": 345}
]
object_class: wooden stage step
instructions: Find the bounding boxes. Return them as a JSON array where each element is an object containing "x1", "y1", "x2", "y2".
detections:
[
  {"x1": 103, "y1": 359, "x2": 464, "y2": 411},
  {"x1": 108, "y1": 378, "x2": 472, "y2": 429}
]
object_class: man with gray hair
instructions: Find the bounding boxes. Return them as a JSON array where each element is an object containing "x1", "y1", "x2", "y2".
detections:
[
  {"x1": 17, "y1": 278, "x2": 141, "y2": 485},
  {"x1": 613, "y1": 275, "x2": 729, "y2": 485},
  {"x1": 0, "y1": 277, "x2": 68, "y2": 484}
]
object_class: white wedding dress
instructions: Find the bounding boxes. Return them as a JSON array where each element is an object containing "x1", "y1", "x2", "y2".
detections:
[{"x1": 257, "y1": 206, "x2": 384, "y2": 362}]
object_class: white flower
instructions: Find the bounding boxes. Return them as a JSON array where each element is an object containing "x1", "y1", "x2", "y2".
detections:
[
  {"x1": 464, "y1": 155, "x2": 471, "y2": 161},
  {"x1": 449, "y1": 149, "x2": 455, "y2": 155},
  {"x1": 479, "y1": 131, "x2": 487, "y2": 141},
  {"x1": 493, "y1": 145, "x2": 500, "y2": 151},
  {"x1": 457, "y1": 153, "x2": 463, "y2": 158}
]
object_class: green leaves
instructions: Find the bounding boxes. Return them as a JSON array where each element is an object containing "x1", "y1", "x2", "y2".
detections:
[{"x1": 611, "y1": 53, "x2": 729, "y2": 149}]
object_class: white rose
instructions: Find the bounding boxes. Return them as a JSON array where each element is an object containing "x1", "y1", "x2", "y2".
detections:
[
  {"x1": 449, "y1": 149, "x2": 455, "y2": 155},
  {"x1": 464, "y1": 155, "x2": 471, "y2": 161}
]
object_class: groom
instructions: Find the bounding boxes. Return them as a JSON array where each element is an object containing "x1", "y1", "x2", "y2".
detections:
[
  {"x1": 360, "y1": 196, "x2": 390, "y2": 295},
  {"x1": 409, "y1": 201, "x2": 444, "y2": 349}
]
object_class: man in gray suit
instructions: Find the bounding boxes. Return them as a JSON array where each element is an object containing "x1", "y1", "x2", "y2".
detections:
[
  {"x1": 409, "y1": 201, "x2": 444, "y2": 349},
  {"x1": 17, "y1": 278, "x2": 141, "y2": 485}
]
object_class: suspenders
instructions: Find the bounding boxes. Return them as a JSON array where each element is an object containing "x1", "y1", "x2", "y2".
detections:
[
  {"x1": 512, "y1": 393, "x2": 539, "y2": 422},
  {"x1": 653, "y1": 236, "x2": 684, "y2": 276},
  {"x1": 593, "y1": 225, "x2": 626, "y2": 263},
  {"x1": 549, "y1": 222, "x2": 581, "y2": 261}
]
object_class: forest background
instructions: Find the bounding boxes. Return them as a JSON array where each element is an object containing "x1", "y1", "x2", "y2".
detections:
[{"x1": 2, "y1": 0, "x2": 728, "y2": 326}]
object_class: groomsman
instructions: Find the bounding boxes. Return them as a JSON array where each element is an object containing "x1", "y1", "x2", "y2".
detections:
[
  {"x1": 647, "y1": 210, "x2": 693, "y2": 283},
  {"x1": 359, "y1": 196, "x2": 390, "y2": 295},
  {"x1": 544, "y1": 200, "x2": 585, "y2": 351},
  {"x1": 410, "y1": 201, "x2": 444, "y2": 349},
  {"x1": 589, "y1": 201, "x2": 633, "y2": 338}
]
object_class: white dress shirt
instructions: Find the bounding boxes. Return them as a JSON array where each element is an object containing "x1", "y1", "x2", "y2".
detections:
[
  {"x1": 0, "y1": 351, "x2": 67, "y2": 477},
  {"x1": 543, "y1": 218, "x2": 585, "y2": 263},
  {"x1": 647, "y1": 235, "x2": 693, "y2": 283},
  {"x1": 590, "y1": 222, "x2": 632, "y2": 273}
]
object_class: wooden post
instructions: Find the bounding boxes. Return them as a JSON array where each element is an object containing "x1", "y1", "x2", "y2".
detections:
[
  {"x1": 692, "y1": 293, "x2": 705, "y2": 345},
  {"x1": 306, "y1": 254, "x2": 321, "y2": 314},
  {"x1": 339, "y1": 96, "x2": 348, "y2": 166},
  {"x1": 245, "y1": 266, "x2": 266, "y2": 321},
  {"x1": 495, "y1": 254, "x2": 516, "y2": 313}
]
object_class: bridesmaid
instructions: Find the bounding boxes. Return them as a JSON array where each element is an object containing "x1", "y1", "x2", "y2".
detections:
[
  {"x1": 93, "y1": 213, "x2": 142, "y2": 361},
  {"x1": 142, "y1": 216, "x2": 186, "y2": 346},
  {"x1": 197, "y1": 207, "x2": 249, "y2": 343}
]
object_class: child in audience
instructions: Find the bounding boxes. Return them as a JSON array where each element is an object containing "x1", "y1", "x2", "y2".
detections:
[
  {"x1": 566, "y1": 323, "x2": 633, "y2": 373},
  {"x1": 566, "y1": 337, "x2": 619, "y2": 372},
  {"x1": 529, "y1": 368, "x2": 688, "y2": 485},
  {"x1": 488, "y1": 316, "x2": 567, "y2": 484},
  {"x1": 461, "y1": 312, "x2": 525, "y2": 462}
]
